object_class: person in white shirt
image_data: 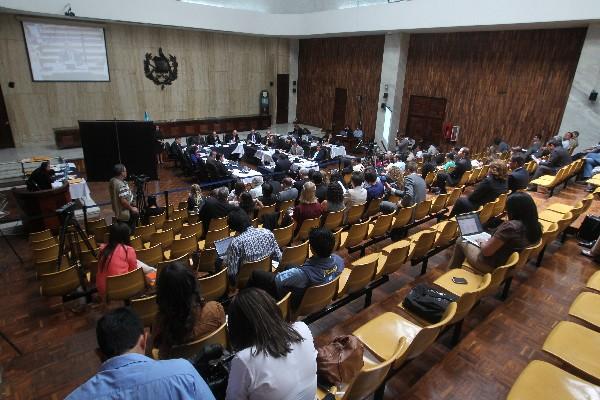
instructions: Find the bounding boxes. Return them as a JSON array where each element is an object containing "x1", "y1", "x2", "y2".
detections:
[
  {"x1": 226, "y1": 288, "x2": 317, "y2": 400},
  {"x1": 385, "y1": 154, "x2": 406, "y2": 173},
  {"x1": 344, "y1": 171, "x2": 368, "y2": 206},
  {"x1": 249, "y1": 176, "x2": 264, "y2": 199},
  {"x1": 351, "y1": 158, "x2": 364, "y2": 173}
]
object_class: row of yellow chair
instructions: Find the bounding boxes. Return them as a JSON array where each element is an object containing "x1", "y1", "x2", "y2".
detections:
[{"x1": 529, "y1": 159, "x2": 584, "y2": 196}]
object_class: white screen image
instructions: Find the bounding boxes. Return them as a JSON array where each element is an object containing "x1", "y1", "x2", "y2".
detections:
[
  {"x1": 23, "y1": 21, "x2": 109, "y2": 82},
  {"x1": 381, "y1": 106, "x2": 392, "y2": 149}
]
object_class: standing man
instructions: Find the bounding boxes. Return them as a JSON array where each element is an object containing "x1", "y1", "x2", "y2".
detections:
[{"x1": 109, "y1": 164, "x2": 138, "y2": 232}]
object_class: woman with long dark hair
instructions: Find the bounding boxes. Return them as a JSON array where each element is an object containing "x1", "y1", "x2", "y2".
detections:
[
  {"x1": 448, "y1": 192, "x2": 542, "y2": 273},
  {"x1": 95, "y1": 222, "x2": 137, "y2": 299},
  {"x1": 320, "y1": 182, "x2": 345, "y2": 213},
  {"x1": 152, "y1": 261, "x2": 225, "y2": 359},
  {"x1": 226, "y1": 288, "x2": 317, "y2": 400}
]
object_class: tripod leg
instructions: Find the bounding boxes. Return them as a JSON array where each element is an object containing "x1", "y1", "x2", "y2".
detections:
[{"x1": 0, "y1": 228, "x2": 23, "y2": 264}]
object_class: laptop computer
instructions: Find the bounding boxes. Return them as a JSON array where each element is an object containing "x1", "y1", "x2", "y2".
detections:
[
  {"x1": 455, "y1": 212, "x2": 491, "y2": 247},
  {"x1": 214, "y1": 236, "x2": 234, "y2": 258}
]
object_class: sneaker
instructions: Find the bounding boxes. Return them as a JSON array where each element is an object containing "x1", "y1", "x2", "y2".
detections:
[{"x1": 582, "y1": 249, "x2": 594, "y2": 257}]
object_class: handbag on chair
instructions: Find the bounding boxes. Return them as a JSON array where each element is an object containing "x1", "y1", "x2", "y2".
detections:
[
  {"x1": 402, "y1": 283, "x2": 458, "y2": 323},
  {"x1": 316, "y1": 335, "x2": 364, "y2": 387}
]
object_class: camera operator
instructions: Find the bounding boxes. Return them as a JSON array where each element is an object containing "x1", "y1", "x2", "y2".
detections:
[{"x1": 109, "y1": 164, "x2": 138, "y2": 232}]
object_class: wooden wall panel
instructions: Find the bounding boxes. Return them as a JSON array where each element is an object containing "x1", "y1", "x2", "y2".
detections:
[
  {"x1": 399, "y1": 28, "x2": 586, "y2": 152},
  {"x1": 296, "y1": 36, "x2": 385, "y2": 140},
  {"x1": 0, "y1": 14, "x2": 290, "y2": 147}
]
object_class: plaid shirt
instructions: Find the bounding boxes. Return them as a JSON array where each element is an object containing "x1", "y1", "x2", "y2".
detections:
[{"x1": 225, "y1": 227, "x2": 282, "y2": 285}]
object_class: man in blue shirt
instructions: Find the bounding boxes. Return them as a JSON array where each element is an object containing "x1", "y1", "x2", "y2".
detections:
[
  {"x1": 364, "y1": 168, "x2": 385, "y2": 201},
  {"x1": 67, "y1": 308, "x2": 215, "y2": 400},
  {"x1": 247, "y1": 228, "x2": 344, "y2": 307}
]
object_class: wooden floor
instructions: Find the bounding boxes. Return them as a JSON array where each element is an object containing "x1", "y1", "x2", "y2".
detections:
[{"x1": 0, "y1": 163, "x2": 596, "y2": 399}]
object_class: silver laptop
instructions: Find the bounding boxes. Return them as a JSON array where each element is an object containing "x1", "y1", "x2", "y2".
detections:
[
  {"x1": 456, "y1": 212, "x2": 491, "y2": 247},
  {"x1": 214, "y1": 236, "x2": 234, "y2": 258}
]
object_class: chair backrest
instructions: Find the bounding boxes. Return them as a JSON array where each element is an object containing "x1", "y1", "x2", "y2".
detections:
[
  {"x1": 135, "y1": 223, "x2": 156, "y2": 244},
  {"x1": 451, "y1": 273, "x2": 492, "y2": 324},
  {"x1": 203, "y1": 227, "x2": 230, "y2": 249},
  {"x1": 392, "y1": 205, "x2": 415, "y2": 228},
  {"x1": 368, "y1": 212, "x2": 394, "y2": 239},
  {"x1": 39, "y1": 266, "x2": 81, "y2": 297},
  {"x1": 137, "y1": 243, "x2": 164, "y2": 267},
  {"x1": 170, "y1": 235, "x2": 198, "y2": 259},
  {"x1": 556, "y1": 211, "x2": 573, "y2": 233},
  {"x1": 292, "y1": 276, "x2": 340, "y2": 320},
  {"x1": 516, "y1": 239, "x2": 540, "y2": 269},
  {"x1": 257, "y1": 204, "x2": 276, "y2": 219},
  {"x1": 169, "y1": 322, "x2": 229, "y2": 359},
  {"x1": 478, "y1": 201, "x2": 495, "y2": 225},
  {"x1": 574, "y1": 194, "x2": 594, "y2": 218},
  {"x1": 346, "y1": 203, "x2": 366, "y2": 225},
  {"x1": 277, "y1": 292, "x2": 291, "y2": 322},
  {"x1": 208, "y1": 216, "x2": 228, "y2": 232},
  {"x1": 430, "y1": 194, "x2": 448, "y2": 214},
  {"x1": 198, "y1": 268, "x2": 228, "y2": 301},
  {"x1": 150, "y1": 228, "x2": 175, "y2": 249},
  {"x1": 492, "y1": 193, "x2": 508, "y2": 217},
  {"x1": 106, "y1": 267, "x2": 146, "y2": 303},
  {"x1": 279, "y1": 241, "x2": 309, "y2": 270},
  {"x1": 364, "y1": 197, "x2": 383, "y2": 218},
  {"x1": 294, "y1": 217, "x2": 321, "y2": 242},
  {"x1": 170, "y1": 208, "x2": 188, "y2": 221},
  {"x1": 237, "y1": 256, "x2": 271, "y2": 289},
  {"x1": 29, "y1": 229, "x2": 53, "y2": 243},
  {"x1": 94, "y1": 224, "x2": 113, "y2": 243},
  {"x1": 178, "y1": 200, "x2": 188, "y2": 211},
  {"x1": 413, "y1": 200, "x2": 432, "y2": 221},
  {"x1": 403, "y1": 302, "x2": 458, "y2": 363},
  {"x1": 86, "y1": 218, "x2": 107, "y2": 235},
  {"x1": 433, "y1": 220, "x2": 458, "y2": 248},
  {"x1": 339, "y1": 253, "x2": 379, "y2": 297},
  {"x1": 342, "y1": 338, "x2": 408, "y2": 400},
  {"x1": 130, "y1": 295, "x2": 158, "y2": 327},
  {"x1": 332, "y1": 227, "x2": 343, "y2": 252},
  {"x1": 408, "y1": 230, "x2": 437, "y2": 260},
  {"x1": 148, "y1": 212, "x2": 166, "y2": 229},
  {"x1": 162, "y1": 218, "x2": 184, "y2": 235},
  {"x1": 376, "y1": 241, "x2": 411, "y2": 279},
  {"x1": 273, "y1": 223, "x2": 295, "y2": 248},
  {"x1": 35, "y1": 256, "x2": 69, "y2": 278},
  {"x1": 484, "y1": 252, "x2": 519, "y2": 297},
  {"x1": 129, "y1": 235, "x2": 143, "y2": 251},
  {"x1": 157, "y1": 252, "x2": 191, "y2": 279},
  {"x1": 196, "y1": 248, "x2": 218, "y2": 273},
  {"x1": 468, "y1": 168, "x2": 481, "y2": 184},
  {"x1": 446, "y1": 187, "x2": 462, "y2": 208},
  {"x1": 31, "y1": 236, "x2": 57, "y2": 250},
  {"x1": 277, "y1": 199, "x2": 295, "y2": 213},
  {"x1": 180, "y1": 222, "x2": 204, "y2": 241},
  {"x1": 424, "y1": 171, "x2": 436, "y2": 186},
  {"x1": 33, "y1": 244, "x2": 59, "y2": 263},
  {"x1": 341, "y1": 220, "x2": 370, "y2": 249},
  {"x1": 322, "y1": 209, "x2": 345, "y2": 231}
]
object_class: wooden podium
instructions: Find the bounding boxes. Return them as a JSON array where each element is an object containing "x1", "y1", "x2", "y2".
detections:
[{"x1": 12, "y1": 183, "x2": 71, "y2": 233}]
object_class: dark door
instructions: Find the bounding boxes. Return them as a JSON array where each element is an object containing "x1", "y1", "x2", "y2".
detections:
[
  {"x1": 0, "y1": 85, "x2": 15, "y2": 148},
  {"x1": 332, "y1": 88, "x2": 347, "y2": 132},
  {"x1": 405, "y1": 95, "x2": 446, "y2": 146},
  {"x1": 276, "y1": 74, "x2": 289, "y2": 124}
]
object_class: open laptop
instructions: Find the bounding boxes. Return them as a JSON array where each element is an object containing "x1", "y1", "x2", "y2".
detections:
[
  {"x1": 456, "y1": 212, "x2": 491, "y2": 247},
  {"x1": 214, "y1": 236, "x2": 234, "y2": 258}
]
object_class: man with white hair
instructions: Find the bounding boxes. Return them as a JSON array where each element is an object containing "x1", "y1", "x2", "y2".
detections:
[
  {"x1": 249, "y1": 176, "x2": 264, "y2": 199},
  {"x1": 289, "y1": 139, "x2": 304, "y2": 157}
]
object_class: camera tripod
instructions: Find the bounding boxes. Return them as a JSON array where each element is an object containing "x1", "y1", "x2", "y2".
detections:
[{"x1": 56, "y1": 202, "x2": 97, "y2": 302}]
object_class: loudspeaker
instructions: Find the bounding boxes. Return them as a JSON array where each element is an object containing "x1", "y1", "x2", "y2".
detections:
[{"x1": 590, "y1": 90, "x2": 598, "y2": 102}]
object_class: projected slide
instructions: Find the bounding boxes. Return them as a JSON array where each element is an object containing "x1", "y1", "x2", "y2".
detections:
[{"x1": 23, "y1": 21, "x2": 110, "y2": 81}]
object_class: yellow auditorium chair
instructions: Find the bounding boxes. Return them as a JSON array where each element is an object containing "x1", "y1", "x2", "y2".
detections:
[
  {"x1": 162, "y1": 217, "x2": 184, "y2": 235},
  {"x1": 322, "y1": 209, "x2": 345, "y2": 231},
  {"x1": 168, "y1": 322, "x2": 229, "y2": 360},
  {"x1": 569, "y1": 292, "x2": 600, "y2": 330},
  {"x1": 391, "y1": 204, "x2": 415, "y2": 230},
  {"x1": 277, "y1": 241, "x2": 309, "y2": 270},
  {"x1": 291, "y1": 276, "x2": 340, "y2": 321},
  {"x1": 587, "y1": 271, "x2": 600, "y2": 292},
  {"x1": 339, "y1": 220, "x2": 370, "y2": 250},
  {"x1": 105, "y1": 267, "x2": 146, "y2": 304},
  {"x1": 273, "y1": 222, "x2": 295, "y2": 248},
  {"x1": 336, "y1": 253, "x2": 379, "y2": 298},
  {"x1": 130, "y1": 295, "x2": 158, "y2": 327},
  {"x1": 364, "y1": 197, "x2": 383, "y2": 218},
  {"x1": 236, "y1": 256, "x2": 271, "y2": 289},
  {"x1": 29, "y1": 229, "x2": 53, "y2": 243},
  {"x1": 199, "y1": 226, "x2": 229, "y2": 250},
  {"x1": 293, "y1": 217, "x2": 321, "y2": 243},
  {"x1": 148, "y1": 212, "x2": 167, "y2": 229},
  {"x1": 208, "y1": 216, "x2": 228, "y2": 232},
  {"x1": 136, "y1": 243, "x2": 164, "y2": 267},
  {"x1": 346, "y1": 203, "x2": 366, "y2": 225},
  {"x1": 277, "y1": 292, "x2": 291, "y2": 322},
  {"x1": 197, "y1": 268, "x2": 228, "y2": 302},
  {"x1": 178, "y1": 222, "x2": 204, "y2": 241},
  {"x1": 413, "y1": 199, "x2": 432, "y2": 221},
  {"x1": 366, "y1": 212, "x2": 394, "y2": 240},
  {"x1": 166, "y1": 235, "x2": 197, "y2": 260},
  {"x1": 39, "y1": 266, "x2": 81, "y2": 298},
  {"x1": 375, "y1": 240, "x2": 411, "y2": 279},
  {"x1": 134, "y1": 223, "x2": 156, "y2": 245},
  {"x1": 150, "y1": 228, "x2": 175, "y2": 249}
]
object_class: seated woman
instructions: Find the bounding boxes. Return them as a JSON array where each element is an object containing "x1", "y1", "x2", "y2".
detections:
[
  {"x1": 320, "y1": 182, "x2": 345, "y2": 213},
  {"x1": 451, "y1": 160, "x2": 508, "y2": 216},
  {"x1": 228, "y1": 181, "x2": 247, "y2": 205},
  {"x1": 96, "y1": 222, "x2": 154, "y2": 300},
  {"x1": 448, "y1": 192, "x2": 542, "y2": 274},
  {"x1": 258, "y1": 183, "x2": 277, "y2": 207},
  {"x1": 142, "y1": 195, "x2": 164, "y2": 225},
  {"x1": 151, "y1": 261, "x2": 225, "y2": 359},
  {"x1": 442, "y1": 152, "x2": 456, "y2": 171},
  {"x1": 226, "y1": 288, "x2": 317, "y2": 400},
  {"x1": 239, "y1": 192, "x2": 258, "y2": 219},
  {"x1": 293, "y1": 181, "x2": 323, "y2": 229},
  {"x1": 187, "y1": 183, "x2": 204, "y2": 213}
]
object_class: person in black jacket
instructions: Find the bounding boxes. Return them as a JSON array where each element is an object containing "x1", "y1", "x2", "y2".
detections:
[
  {"x1": 27, "y1": 161, "x2": 55, "y2": 191},
  {"x1": 274, "y1": 153, "x2": 292, "y2": 181},
  {"x1": 199, "y1": 187, "x2": 236, "y2": 232},
  {"x1": 420, "y1": 153, "x2": 437, "y2": 180},
  {"x1": 312, "y1": 145, "x2": 328, "y2": 163},
  {"x1": 433, "y1": 147, "x2": 472, "y2": 193},
  {"x1": 312, "y1": 171, "x2": 328, "y2": 202},
  {"x1": 224, "y1": 130, "x2": 240, "y2": 143},
  {"x1": 206, "y1": 131, "x2": 221, "y2": 146},
  {"x1": 528, "y1": 139, "x2": 572, "y2": 191},
  {"x1": 508, "y1": 154, "x2": 529, "y2": 192},
  {"x1": 246, "y1": 129, "x2": 261, "y2": 143},
  {"x1": 451, "y1": 160, "x2": 508, "y2": 216}
]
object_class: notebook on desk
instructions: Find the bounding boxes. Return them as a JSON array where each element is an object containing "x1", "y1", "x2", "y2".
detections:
[{"x1": 456, "y1": 212, "x2": 491, "y2": 247}]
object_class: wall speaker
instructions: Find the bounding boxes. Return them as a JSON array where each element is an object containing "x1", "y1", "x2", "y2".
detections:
[
  {"x1": 292, "y1": 81, "x2": 297, "y2": 86},
  {"x1": 590, "y1": 90, "x2": 598, "y2": 102}
]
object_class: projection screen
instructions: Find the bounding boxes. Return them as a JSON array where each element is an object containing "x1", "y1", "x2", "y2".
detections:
[{"x1": 22, "y1": 20, "x2": 110, "y2": 82}]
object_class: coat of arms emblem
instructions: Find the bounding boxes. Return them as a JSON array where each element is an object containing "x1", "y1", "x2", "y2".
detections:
[{"x1": 144, "y1": 48, "x2": 178, "y2": 89}]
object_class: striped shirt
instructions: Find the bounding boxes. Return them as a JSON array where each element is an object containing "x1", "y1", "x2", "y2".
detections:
[{"x1": 225, "y1": 227, "x2": 282, "y2": 285}]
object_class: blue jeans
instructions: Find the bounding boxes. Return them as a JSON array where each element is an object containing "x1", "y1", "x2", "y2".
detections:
[{"x1": 584, "y1": 153, "x2": 600, "y2": 178}]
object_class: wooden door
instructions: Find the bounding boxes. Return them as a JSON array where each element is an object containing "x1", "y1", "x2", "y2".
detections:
[
  {"x1": 332, "y1": 88, "x2": 347, "y2": 132},
  {"x1": 276, "y1": 74, "x2": 289, "y2": 124},
  {"x1": 405, "y1": 95, "x2": 446, "y2": 146},
  {"x1": 0, "y1": 85, "x2": 15, "y2": 148}
]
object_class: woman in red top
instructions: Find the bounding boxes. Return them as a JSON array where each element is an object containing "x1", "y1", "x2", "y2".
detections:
[
  {"x1": 96, "y1": 222, "x2": 138, "y2": 299},
  {"x1": 293, "y1": 181, "x2": 322, "y2": 230}
]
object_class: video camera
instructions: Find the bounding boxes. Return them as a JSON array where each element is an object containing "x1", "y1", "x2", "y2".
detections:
[{"x1": 128, "y1": 174, "x2": 150, "y2": 186}]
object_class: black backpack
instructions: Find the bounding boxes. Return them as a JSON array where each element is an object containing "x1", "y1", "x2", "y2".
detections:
[
  {"x1": 402, "y1": 283, "x2": 458, "y2": 323},
  {"x1": 577, "y1": 215, "x2": 600, "y2": 244}
]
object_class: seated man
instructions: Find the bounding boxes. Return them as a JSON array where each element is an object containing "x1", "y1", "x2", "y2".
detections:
[
  {"x1": 380, "y1": 162, "x2": 426, "y2": 213},
  {"x1": 66, "y1": 307, "x2": 214, "y2": 400},
  {"x1": 528, "y1": 139, "x2": 572, "y2": 191},
  {"x1": 274, "y1": 153, "x2": 292, "y2": 180},
  {"x1": 224, "y1": 130, "x2": 240, "y2": 143},
  {"x1": 344, "y1": 171, "x2": 367, "y2": 206},
  {"x1": 246, "y1": 129, "x2": 261, "y2": 144},
  {"x1": 199, "y1": 187, "x2": 236, "y2": 232},
  {"x1": 507, "y1": 154, "x2": 529, "y2": 192},
  {"x1": 364, "y1": 168, "x2": 384, "y2": 202},
  {"x1": 247, "y1": 228, "x2": 344, "y2": 307},
  {"x1": 224, "y1": 209, "x2": 282, "y2": 286},
  {"x1": 27, "y1": 161, "x2": 55, "y2": 191},
  {"x1": 432, "y1": 147, "x2": 472, "y2": 193},
  {"x1": 312, "y1": 144, "x2": 328, "y2": 162},
  {"x1": 353, "y1": 126, "x2": 364, "y2": 139},
  {"x1": 206, "y1": 131, "x2": 221, "y2": 146},
  {"x1": 276, "y1": 177, "x2": 298, "y2": 203},
  {"x1": 289, "y1": 139, "x2": 304, "y2": 157}
]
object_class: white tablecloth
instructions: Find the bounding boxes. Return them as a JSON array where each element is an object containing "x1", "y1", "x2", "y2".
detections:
[
  {"x1": 231, "y1": 143, "x2": 246, "y2": 156},
  {"x1": 329, "y1": 145, "x2": 347, "y2": 158},
  {"x1": 52, "y1": 178, "x2": 93, "y2": 205},
  {"x1": 254, "y1": 148, "x2": 276, "y2": 164},
  {"x1": 291, "y1": 159, "x2": 319, "y2": 172},
  {"x1": 231, "y1": 169, "x2": 263, "y2": 185}
]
